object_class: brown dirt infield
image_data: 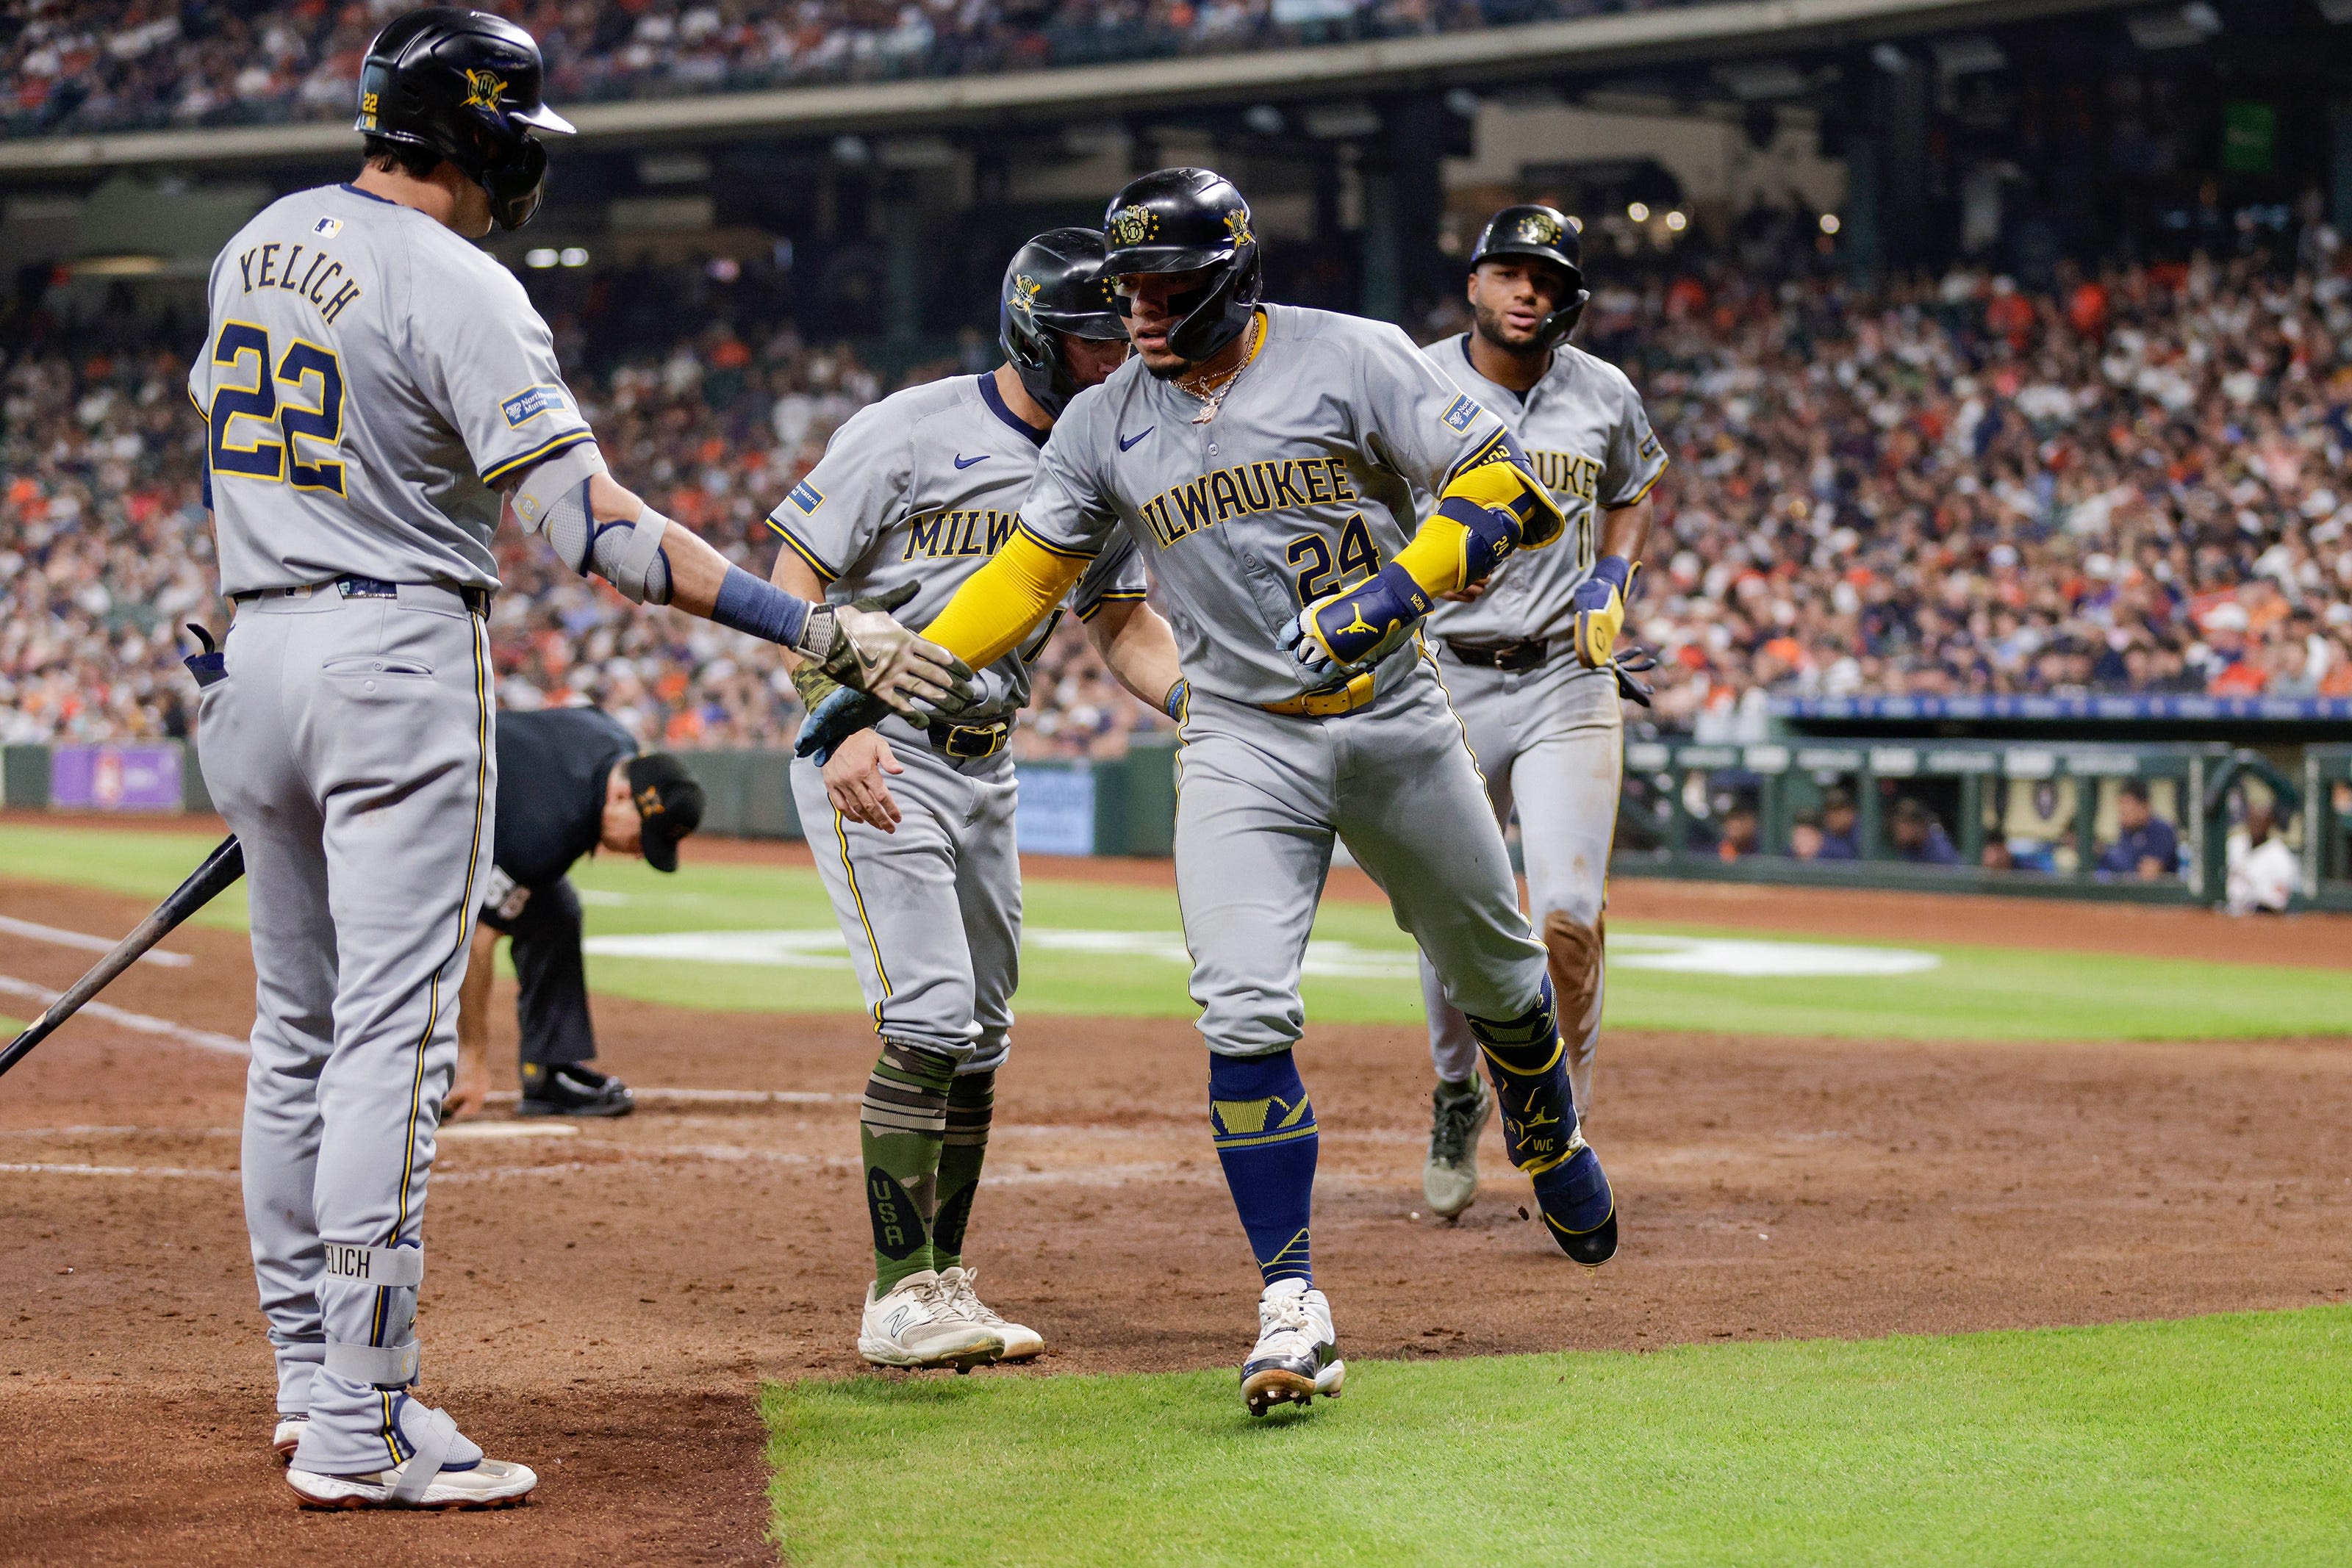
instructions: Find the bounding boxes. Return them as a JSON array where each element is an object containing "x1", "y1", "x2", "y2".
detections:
[{"x1": 3, "y1": 871, "x2": 2350, "y2": 1567}]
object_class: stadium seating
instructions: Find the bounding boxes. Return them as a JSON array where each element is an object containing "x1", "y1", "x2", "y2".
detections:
[
  {"x1": 5, "y1": 0, "x2": 1685, "y2": 137},
  {"x1": 5, "y1": 255, "x2": 2348, "y2": 752}
]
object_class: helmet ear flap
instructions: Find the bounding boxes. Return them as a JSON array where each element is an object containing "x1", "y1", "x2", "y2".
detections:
[
  {"x1": 1540, "y1": 284, "x2": 1591, "y2": 349},
  {"x1": 484, "y1": 137, "x2": 548, "y2": 230}
]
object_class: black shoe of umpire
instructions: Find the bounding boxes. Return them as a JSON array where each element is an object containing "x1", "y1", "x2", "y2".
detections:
[{"x1": 517, "y1": 1063, "x2": 636, "y2": 1118}]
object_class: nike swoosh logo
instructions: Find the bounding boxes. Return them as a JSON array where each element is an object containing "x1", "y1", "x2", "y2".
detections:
[
  {"x1": 1118, "y1": 427, "x2": 1154, "y2": 452},
  {"x1": 953, "y1": 453, "x2": 989, "y2": 469}
]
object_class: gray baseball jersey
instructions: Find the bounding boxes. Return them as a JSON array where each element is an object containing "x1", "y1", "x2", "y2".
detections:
[
  {"x1": 767, "y1": 372, "x2": 1147, "y2": 719},
  {"x1": 1421, "y1": 335, "x2": 1666, "y2": 646},
  {"x1": 1416, "y1": 334, "x2": 1664, "y2": 1128},
  {"x1": 776, "y1": 372, "x2": 1143, "y2": 1068},
  {"x1": 188, "y1": 181, "x2": 592, "y2": 594},
  {"x1": 1018, "y1": 304, "x2": 1521, "y2": 705},
  {"x1": 190, "y1": 180, "x2": 567, "y2": 1476}
]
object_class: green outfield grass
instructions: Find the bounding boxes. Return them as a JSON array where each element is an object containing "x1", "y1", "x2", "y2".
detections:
[
  {"x1": 767, "y1": 1306, "x2": 2352, "y2": 1567},
  {"x1": 3, "y1": 822, "x2": 2344, "y2": 1042}
]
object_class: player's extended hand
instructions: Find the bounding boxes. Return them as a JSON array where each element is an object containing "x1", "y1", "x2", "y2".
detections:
[
  {"x1": 1570, "y1": 556, "x2": 1638, "y2": 669},
  {"x1": 1280, "y1": 563, "x2": 1432, "y2": 681},
  {"x1": 823, "y1": 728, "x2": 903, "y2": 833},
  {"x1": 795, "y1": 582, "x2": 976, "y2": 720},
  {"x1": 795, "y1": 686, "x2": 890, "y2": 766}
]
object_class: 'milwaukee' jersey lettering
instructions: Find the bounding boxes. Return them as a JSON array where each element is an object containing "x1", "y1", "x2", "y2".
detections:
[
  {"x1": 1421, "y1": 333, "x2": 1668, "y2": 647},
  {"x1": 903, "y1": 509, "x2": 1019, "y2": 561},
  {"x1": 1138, "y1": 455, "x2": 1363, "y2": 549},
  {"x1": 769, "y1": 373, "x2": 1147, "y2": 720},
  {"x1": 1017, "y1": 305, "x2": 1524, "y2": 705},
  {"x1": 187, "y1": 182, "x2": 594, "y2": 597}
]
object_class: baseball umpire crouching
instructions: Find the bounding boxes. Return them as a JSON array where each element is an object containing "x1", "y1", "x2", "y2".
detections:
[{"x1": 446, "y1": 706, "x2": 703, "y2": 1119}]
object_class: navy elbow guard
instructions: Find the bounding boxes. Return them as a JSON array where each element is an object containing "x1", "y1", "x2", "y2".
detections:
[{"x1": 1435, "y1": 495, "x2": 1523, "y2": 583}]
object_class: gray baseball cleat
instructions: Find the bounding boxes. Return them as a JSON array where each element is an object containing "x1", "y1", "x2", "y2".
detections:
[
  {"x1": 1422, "y1": 1076, "x2": 1492, "y2": 1220},
  {"x1": 286, "y1": 1399, "x2": 536, "y2": 1510}
]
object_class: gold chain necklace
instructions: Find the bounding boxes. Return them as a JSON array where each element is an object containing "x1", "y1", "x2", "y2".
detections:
[{"x1": 1178, "y1": 312, "x2": 1263, "y2": 425}]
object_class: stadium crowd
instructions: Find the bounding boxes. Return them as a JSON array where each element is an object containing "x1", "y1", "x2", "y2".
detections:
[
  {"x1": 8, "y1": 0, "x2": 1673, "y2": 138},
  {"x1": 7, "y1": 251, "x2": 2352, "y2": 755}
]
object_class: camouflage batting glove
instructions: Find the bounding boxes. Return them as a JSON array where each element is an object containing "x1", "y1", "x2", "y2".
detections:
[
  {"x1": 1280, "y1": 563, "x2": 1431, "y2": 681},
  {"x1": 1570, "y1": 557, "x2": 1638, "y2": 670}
]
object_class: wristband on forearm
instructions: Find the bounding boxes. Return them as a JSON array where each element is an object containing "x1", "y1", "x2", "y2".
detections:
[
  {"x1": 711, "y1": 564, "x2": 812, "y2": 649},
  {"x1": 1591, "y1": 555, "x2": 1634, "y2": 595}
]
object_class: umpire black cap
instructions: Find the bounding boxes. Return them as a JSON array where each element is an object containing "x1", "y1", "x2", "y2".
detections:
[
  {"x1": 1102, "y1": 168, "x2": 1262, "y2": 369},
  {"x1": 625, "y1": 753, "x2": 704, "y2": 874},
  {"x1": 1000, "y1": 228, "x2": 1128, "y2": 418},
  {"x1": 356, "y1": 7, "x2": 574, "y2": 231},
  {"x1": 1469, "y1": 204, "x2": 1591, "y2": 348}
]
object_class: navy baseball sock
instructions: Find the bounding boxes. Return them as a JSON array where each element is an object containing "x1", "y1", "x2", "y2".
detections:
[{"x1": 1208, "y1": 1049, "x2": 1319, "y2": 1289}]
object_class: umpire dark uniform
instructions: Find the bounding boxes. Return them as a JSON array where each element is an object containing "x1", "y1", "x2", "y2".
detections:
[{"x1": 453, "y1": 708, "x2": 703, "y2": 1118}]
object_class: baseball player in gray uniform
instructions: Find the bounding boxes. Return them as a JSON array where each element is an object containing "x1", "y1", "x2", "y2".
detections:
[
  {"x1": 800, "y1": 169, "x2": 1621, "y2": 1417},
  {"x1": 773, "y1": 229, "x2": 1182, "y2": 1372},
  {"x1": 1416, "y1": 206, "x2": 1667, "y2": 1219},
  {"x1": 189, "y1": 8, "x2": 965, "y2": 1508}
]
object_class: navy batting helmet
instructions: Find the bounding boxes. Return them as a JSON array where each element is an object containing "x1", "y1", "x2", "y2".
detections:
[
  {"x1": 1000, "y1": 228, "x2": 1128, "y2": 417},
  {"x1": 1102, "y1": 168, "x2": 1261, "y2": 369},
  {"x1": 356, "y1": 7, "x2": 574, "y2": 231},
  {"x1": 1469, "y1": 204, "x2": 1590, "y2": 348}
]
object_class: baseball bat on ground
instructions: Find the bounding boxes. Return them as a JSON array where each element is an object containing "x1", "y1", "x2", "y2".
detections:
[{"x1": 0, "y1": 834, "x2": 246, "y2": 1082}]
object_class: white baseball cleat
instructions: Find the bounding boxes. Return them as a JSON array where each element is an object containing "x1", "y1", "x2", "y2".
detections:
[
  {"x1": 1423, "y1": 1076, "x2": 1492, "y2": 1220},
  {"x1": 271, "y1": 1413, "x2": 306, "y2": 1462},
  {"x1": 286, "y1": 1403, "x2": 534, "y2": 1510},
  {"x1": 936, "y1": 1265, "x2": 1044, "y2": 1362},
  {"x1": 857, "y1": 1269, "x2": 1006, "y2": 1373},
  {"x1": 1240, "y1": 1278, "x2": 1344, "y2": 1417}
]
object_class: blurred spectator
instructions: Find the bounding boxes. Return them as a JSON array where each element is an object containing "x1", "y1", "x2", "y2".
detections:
[
  {"x1": 1814, "y1": 788, "x2": 1861, "y2": 860},
  {"x1": 1979, "y1": 839, "x2": 2015, "y2": 871},
  {"x1": 1788, "y1": 808, "x2": 1824, "y2": 861},
  {"x1": 2224, "y1": 800, "x2": 2297, "y2": 914},
  {"x1": 1889, "y1": 799, "x2": 1960, "y2": 866},
  {"x1": 1715, "y1": 802, "x2": 1760, "y2": 862},
  {"x1": 2095, "y1": 780, "x2": 2181, "y2": 879}
]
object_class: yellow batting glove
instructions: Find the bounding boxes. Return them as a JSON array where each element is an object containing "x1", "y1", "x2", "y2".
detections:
[{"x1": 1569, "y1": 557, "x2": 1637, "y2": 669}]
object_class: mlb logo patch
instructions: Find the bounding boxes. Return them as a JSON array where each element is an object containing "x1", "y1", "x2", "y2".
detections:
[
  {"x1": 1640, "y1": 432, "x2": 1663, "y2": 460},
  {"x1": 1441, "y1": 395, "x2": 1482, "y2": 433},
  {"x1": 313, "y1": 216, "x2": 342, "y2": 238},
  {"x1": 501, "y1": 384, "x2": 568, "y2": 428},
  {"x1": 789, "y1": 479, "x2": 825, "y2": 514}
]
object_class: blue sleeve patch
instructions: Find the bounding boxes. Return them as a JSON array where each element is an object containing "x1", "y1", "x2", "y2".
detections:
[
  {"x1": 788, "y1": 479, "x2": 824, "y2": 514},
  {"x1": 501, "y1": 384, "x2": 570, "y2": 428},
  {"x1": 1442, "y1": 395, "x2": 1482, "y2": 433}
]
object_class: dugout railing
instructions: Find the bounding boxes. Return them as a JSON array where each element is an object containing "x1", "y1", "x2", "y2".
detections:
[
  {"x1": 2304, "y1": 745, "x2": 2352, "y2": 913},
  {"x1": 1616, "y1": 738, "x2": 2239, "y2": 905}
]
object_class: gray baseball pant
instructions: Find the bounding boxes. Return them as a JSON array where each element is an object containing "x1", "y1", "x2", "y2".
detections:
[
  {"x1": 793, "y1": 716, "x2": 1019, "y2": 1073},
  {"x1": 197, "y1": 583, "x2": 493, "y2": 1476},
  {"x1": 1418, "y1": 651, "x2": 1621, "y2": 1113},
  {"x1": 1175, "y1": 654, "x2": 1547, "y2": 1057}
]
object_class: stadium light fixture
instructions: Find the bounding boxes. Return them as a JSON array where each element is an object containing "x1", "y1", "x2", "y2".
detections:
[
  {"x1": 523, "y1": 248, "x2": 559, "y2": 269},
  {"x1": 1666, "y1": 210, "x2": 1688, "y2": 232},
  {"x1": 1819, "y1": 213, "x2": 1841, "y2": 235},
  {"x1": 1628, "y1": 201, "x2": 1650, "y2": 223},
  {"x1": 559, "y1": 247, "x2": 590, "y2": 267}
]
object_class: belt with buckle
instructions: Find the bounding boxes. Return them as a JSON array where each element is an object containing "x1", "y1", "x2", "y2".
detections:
[
  {"x1": 232, "y1": 576, "x2": 490, "y2": 616},
  {"x1": 1441, "y1": 638, "x2": 1552, "y2": 672},
  {"x1": 928, "y1": 718, "x2": 1011, "y2": 760},
  {"x1": 1262, "y1": 670, "x2": 1378, "y2": 718}
]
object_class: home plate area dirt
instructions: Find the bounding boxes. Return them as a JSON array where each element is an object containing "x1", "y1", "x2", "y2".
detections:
[{"x1": 2, "y1": 877, "x2": 2349, "y2": 1566}]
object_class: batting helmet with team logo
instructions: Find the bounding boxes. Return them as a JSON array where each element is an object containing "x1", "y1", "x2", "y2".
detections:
[
  {"x1": 1469, "y1": 204, "x2": 1591, "y2": 348},
  {"x1": 1000, "y1": 228, "x2": 1129, "y2": 417},
  {"x1": 356, "y1": 7, "x2": 574, "y2": 231},
  {"x1": 1102, "y1": 168, "x2": 1263, "y2": 368}
]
